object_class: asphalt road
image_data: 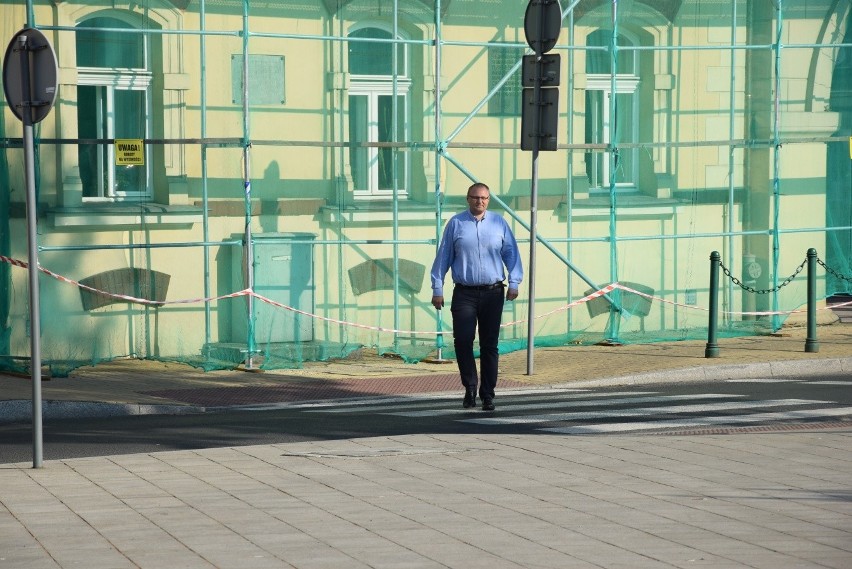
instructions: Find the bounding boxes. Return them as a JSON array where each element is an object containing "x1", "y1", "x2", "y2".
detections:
[{"x1": 1, "y1": 374, "x2": 851, "y2": 464}]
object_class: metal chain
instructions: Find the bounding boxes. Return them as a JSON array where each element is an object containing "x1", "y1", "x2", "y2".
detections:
[
  {"x1": 817, "y1": 258, "x2": 852, "y2": 283},
  {"x1": 719, "y1": 257, "x2": 806, "y2": 294}
]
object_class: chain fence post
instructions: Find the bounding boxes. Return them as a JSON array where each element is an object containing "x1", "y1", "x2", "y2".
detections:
[
  {"x1": 805, "y1": 247, "x2": 819, "y2": 353},
  {"x1": 705, "y1": 250, "x2": 720, "y2": 358}
]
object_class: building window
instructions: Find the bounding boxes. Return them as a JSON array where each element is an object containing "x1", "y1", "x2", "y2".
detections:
[
  {"x1": 348, "y1": 26, "x2": 410, "y2": 199},
  {"x1": 487, "y1": 46, "x2": 523, "y2": 116},
  {"x1": 584, "y1": 30, "x2": 639, "y2": 192},
  {"x1": 76, "y1": 17, "x2": 152, "y2": 201}
]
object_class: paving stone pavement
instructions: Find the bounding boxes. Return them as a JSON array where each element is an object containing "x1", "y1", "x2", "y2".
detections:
[
  {"x1": 0, "y1": 321, "x2": 850, "y2": 568},
  {"x1": 1, "y1": 432, "x2": 851, "y2": 569}
]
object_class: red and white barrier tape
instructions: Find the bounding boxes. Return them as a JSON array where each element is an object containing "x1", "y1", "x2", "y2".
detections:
[
  {"x1": 1, "y1": 255, "x2": 849, "y2": 336},
  {"x1": 251, "y1": 292, "x2": 437, "y2": 335},
  {"x1": 0, "y1": 254, "x2": 28, "y2": 269},
  {"x1": 501, "y1": 283, "x2": 619, "y2": 326}
]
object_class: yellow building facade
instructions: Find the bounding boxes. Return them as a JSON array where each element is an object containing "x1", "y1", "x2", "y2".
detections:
[{"x1": 0, "y1": 0, "x2": 850, "y2": 375}]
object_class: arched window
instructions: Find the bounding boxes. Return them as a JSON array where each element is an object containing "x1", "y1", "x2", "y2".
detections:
[
  {"x1": 76, "y1": 16, "x2": 152, "y2": 200},
  {"x1": 584, "y1": 30, "x2": 639, "y2": 192},
  {"x1": 347, "y1": 26, "x2": 410, "y2": 199}
]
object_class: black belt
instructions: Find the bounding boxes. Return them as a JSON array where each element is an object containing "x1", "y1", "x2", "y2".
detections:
[{"x1": 455, "y1": 282, "x2": 504, "y2": 290}]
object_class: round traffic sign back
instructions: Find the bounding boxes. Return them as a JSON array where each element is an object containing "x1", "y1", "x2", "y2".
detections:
[
  {"x1": 3, "y1": 28, "x2": 59, "y2": 124},
  {"x1": 524, "y1": 0, "x2": 564, "y2": 54}
]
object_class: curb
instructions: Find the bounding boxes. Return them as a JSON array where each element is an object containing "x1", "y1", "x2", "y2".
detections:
[
  {"x1": 562, "y1": 357, "x2": 852, "y2": 388},
  {"x1": 0, "y1": 400, "x2": 205, "y2": 425}
]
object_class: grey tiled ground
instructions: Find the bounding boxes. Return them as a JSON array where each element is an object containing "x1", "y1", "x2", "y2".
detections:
[{"x1": 2, "y1": 431, "x2": 850, "y2": 568}]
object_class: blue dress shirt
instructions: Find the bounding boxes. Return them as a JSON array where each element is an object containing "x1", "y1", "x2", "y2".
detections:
[{"x1": 430, "y1": 210, "x2": 523, "y2": 297}]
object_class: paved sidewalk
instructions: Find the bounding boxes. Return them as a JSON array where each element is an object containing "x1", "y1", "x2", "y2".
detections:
[
  {"x1": 2, "y1": 432, "x2": 851, "y2": 568},
  {"x1": 0, "y1": 322, "x2": 850, "y2": 568}
]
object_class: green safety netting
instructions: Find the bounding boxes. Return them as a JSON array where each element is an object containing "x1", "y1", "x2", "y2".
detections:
[{"x1": 0, "y1": 0, "x2": 850, "y2": 377}]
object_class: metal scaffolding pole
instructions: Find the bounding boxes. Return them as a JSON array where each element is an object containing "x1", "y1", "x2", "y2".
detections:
[
  {"x1": 240, "y1": 0, "x2": 256, "y2": 368},
  {"x1": 433, "y1": 0, "x2": 448, "y2": 361}
]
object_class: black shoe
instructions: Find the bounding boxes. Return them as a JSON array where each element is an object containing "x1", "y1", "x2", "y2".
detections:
[
  {"x1": 463, "y1": 390, "x2": 476, "y2": 409},
  {"x1": 482, "y1": 398, "x2": 495, "y2": 411}
]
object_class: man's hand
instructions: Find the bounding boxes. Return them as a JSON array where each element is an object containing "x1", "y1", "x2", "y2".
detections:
[
  {"x1": 431, "y1": 295, "x2": 444, "y2": 309},
  {"x1": 506, "y1": 288, "x2": 519, "y2": 301}
]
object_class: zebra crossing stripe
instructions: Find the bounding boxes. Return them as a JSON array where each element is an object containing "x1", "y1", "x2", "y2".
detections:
[
  {"x1": 385, "y1": 393, "x2": 740, "y2": 418},
  {"x1": 229, "y1": 387, "x2": 594, "y2": 412},
  {"x1": 725, "y1": 379, "x2": 796, "y2": 383},
  {"x1": 726, "y1": 379, "x2": 852, "y2": 386},
  {"x1": 303, "y1": 388, "x2": 609, "y2": 414},
  {"x1": 540, "y1": 406, "x2": 852, "y2": 434},
  {"x1": 459, "y1": 399, "x2": 829, "y2": 425}
]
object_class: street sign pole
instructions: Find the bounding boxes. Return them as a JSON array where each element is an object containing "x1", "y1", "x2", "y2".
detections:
[
  {"x1": 527, "y1": 56, "x2": 541, "y2": 376},
  {"x1": 19, "y1": 35, "x2": 43, "y2": 468},
  {"x1": 4, "y1": 29, "x2": 59, "y2": 468},
  {"x1": 523, "y1": 0, "x2": 562, "y2": 375}
]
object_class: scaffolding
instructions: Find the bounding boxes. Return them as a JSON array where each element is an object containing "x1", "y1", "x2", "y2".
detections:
[{"x1": 0, "y1": 0, "x2": 850, "y2": 376}]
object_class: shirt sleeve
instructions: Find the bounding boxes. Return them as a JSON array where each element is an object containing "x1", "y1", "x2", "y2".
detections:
[
  {"x1": 430, "y1": 219, "x2": 455, "y2": 297},
  {"x1": 501, "y1": 220, "x2": 523, "y2": 290}
]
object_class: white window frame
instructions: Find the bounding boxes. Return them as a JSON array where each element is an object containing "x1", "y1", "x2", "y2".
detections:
[
  {"x1": 349, "y1": 79, "x2": 411, "y2": 200},
  {"x1": 585, "y1": 74, "x2": 640, "y2": 193},
  {"x1": 584, "y1": 28, "x2": 643, "y2": 194},
  {"x1": 78, "y1": 68, "x2": 152, "y2": 201},
  {"x1": 76, "y1": 9, "x2": 153, "y2": 202},
  {"x1": 347, "y1": 24, "x2": 411, "y2": 200}
]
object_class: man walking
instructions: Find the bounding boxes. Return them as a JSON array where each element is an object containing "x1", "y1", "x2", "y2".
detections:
[{"x1": 430, "y1": 182, "x2": 523, "y2": 411}]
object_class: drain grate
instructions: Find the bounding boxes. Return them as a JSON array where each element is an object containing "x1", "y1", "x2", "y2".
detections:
[
  {"x1": 281, "y1": 447, "x2": 493, "y2": 458},
  {"x1": 647, "y1": 421, "x2": 852, "y2": 436}
]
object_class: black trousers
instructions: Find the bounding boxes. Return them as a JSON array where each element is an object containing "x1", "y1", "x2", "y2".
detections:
[{"x1": 450, "y1": 285, "x2": 505, "y2": 399}]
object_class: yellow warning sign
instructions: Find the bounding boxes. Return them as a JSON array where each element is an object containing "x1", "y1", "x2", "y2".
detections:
[{"x1": 115, "y1": 139, "x2": 144, "y2": 166}]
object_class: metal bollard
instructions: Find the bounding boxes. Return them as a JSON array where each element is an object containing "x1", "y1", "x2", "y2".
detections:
[
  {"x1": 705, "y1": 251, "x2": 720, "y2": 358},
  {"x1": 805, "y1": 248, "x2": 819, "y2": 353}
]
